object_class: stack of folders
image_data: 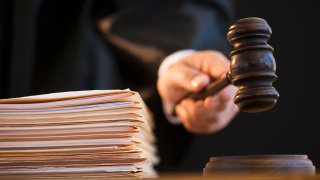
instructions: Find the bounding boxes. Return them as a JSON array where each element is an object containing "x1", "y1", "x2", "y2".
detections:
[{"x1": 0, "y1": 89, "x2": 158, "y2": 179}]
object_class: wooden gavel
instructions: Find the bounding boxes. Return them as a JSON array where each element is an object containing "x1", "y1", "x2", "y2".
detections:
[{"x1": 174, "y1": 17, "x2": 279, "y2": 113}]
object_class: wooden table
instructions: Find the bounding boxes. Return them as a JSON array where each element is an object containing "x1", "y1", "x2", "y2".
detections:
[
  {"x1": 1, "y1": 172, "x2": 319, "y2": 179},
  {"x1": 159, "y1": 172, "x2": 320, "y2": 179}
]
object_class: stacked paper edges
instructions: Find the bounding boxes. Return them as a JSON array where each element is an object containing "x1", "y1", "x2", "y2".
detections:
[{"x1": 0, "y1": 89, "x2": 158, "y2": 179}]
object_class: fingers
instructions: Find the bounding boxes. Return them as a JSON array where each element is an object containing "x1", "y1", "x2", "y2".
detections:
[
  {"x1": 207, "y1": 100, "x2": 239, "y2": 133},
  {"x1": 175, "y1": 85, "x2": 238, "y2": 134},
  {"x1": 157, "y1": 50, "x2": 230, "y2": 105},
  {"x1": 169, "y1": 63, "x2": 210, "y2": 92},
  {"x1": 157, "y1": 50, "x2": 238, "y2": 134},
  {"x1": 157, "y1": 62, "x2": 211, "y2": 104},
  {"x1": 176, "y1": 99, "x2": 238, "y2": 134},
  {"x1": 176, "y1": 99, "x2": 212, "y2": 134},
  {"x1": 182, "y1": 51, "x2": 230, "y2": 80},
  {"x1": 159, "y1": 51, "x2": 230, "y2": 99},
  {"x1": 203, "y1": 85, "x2": 237, "y2": 111}
]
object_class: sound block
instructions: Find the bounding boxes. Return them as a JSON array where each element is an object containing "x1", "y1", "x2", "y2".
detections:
[{"x1": 203, "y1": 155, "x2": 316, "y2": 176}]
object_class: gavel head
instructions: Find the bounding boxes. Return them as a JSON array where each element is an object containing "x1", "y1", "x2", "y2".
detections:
[{"x1": 227, "y1": 17, "x2": 279, "y2": 113}]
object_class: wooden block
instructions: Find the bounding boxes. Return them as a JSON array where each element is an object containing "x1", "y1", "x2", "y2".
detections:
[{"x1": 204, "y1": 155, "x2": 316, "y2": 176}]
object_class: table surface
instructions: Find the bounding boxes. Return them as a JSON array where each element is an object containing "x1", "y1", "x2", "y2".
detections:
[
  {"x1": 159, "y1": 173, "x2": 320, "y2": 179},
  {"x1": 1, "y1": 172, "x2": 320, "y2": 179}
]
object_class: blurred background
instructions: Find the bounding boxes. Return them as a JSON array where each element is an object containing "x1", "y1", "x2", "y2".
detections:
[
  {"x1": 178, "y1": 0, "x2": 320, "y2": 171},
  {"x1": 0, "y1": 0, "x2": 319, "y2": 173}
]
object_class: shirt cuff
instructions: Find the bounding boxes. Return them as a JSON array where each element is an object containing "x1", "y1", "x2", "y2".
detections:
[
  {"x1": 158, "y1": 49, "x2": 196, "y2": 76},
  {"x1": 158, "y1": 49, "x2": 196, "y2": 124}
]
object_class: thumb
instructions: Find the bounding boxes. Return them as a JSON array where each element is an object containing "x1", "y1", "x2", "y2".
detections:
[{"x1": 168, "y1": 63, "x2": 210, "y2": 92}]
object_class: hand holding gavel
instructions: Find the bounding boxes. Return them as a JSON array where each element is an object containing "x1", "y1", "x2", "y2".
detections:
[
  {"x1": 177, "y1": 17, "x2": 279, "y2": 113},
  {"x1": 157, "y1": 17, "x2": 279, "y2": 133}
]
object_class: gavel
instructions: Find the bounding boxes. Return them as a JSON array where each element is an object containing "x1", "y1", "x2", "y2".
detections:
[{"x1": 174, "y1": 17, "x2": 279, "y2": 113}]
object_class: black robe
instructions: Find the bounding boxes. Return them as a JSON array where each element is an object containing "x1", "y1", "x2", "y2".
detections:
[{"x1": 0, "y1": 0, "x2": 234, "y2": 171}]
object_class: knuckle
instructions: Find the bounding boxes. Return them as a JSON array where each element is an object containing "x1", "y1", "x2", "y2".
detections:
[
  {"x1": 184, "y1": 71, "x2": 200, "y2": 82},
  {"x1": 218, "y1": 101, "x2": 228, "y2": 111},
  {"x1": 172, "y1": 64, "x2": 200, "y2": 83}
]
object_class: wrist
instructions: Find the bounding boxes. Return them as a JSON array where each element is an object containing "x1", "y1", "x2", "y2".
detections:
[{"x1": 158, "y1": 49, "x2": 196, "y2": 124}]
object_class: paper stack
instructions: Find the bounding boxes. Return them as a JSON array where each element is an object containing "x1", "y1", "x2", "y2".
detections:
[{"x1": 0, "y1": 90, "x2": 158, "y2": 179}]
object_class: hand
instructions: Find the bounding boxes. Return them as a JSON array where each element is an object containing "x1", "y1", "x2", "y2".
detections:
[{"x1": 157, "y1": 51, "x2": 238, "y2": 134}]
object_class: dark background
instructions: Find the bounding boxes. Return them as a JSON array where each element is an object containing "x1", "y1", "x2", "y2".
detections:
[
  {"x1": 1, "y1": 0, "x2": 319, "y2": 173},
  {"x1": 177, "y1": 0, "x2": 320, "y2": 171}
]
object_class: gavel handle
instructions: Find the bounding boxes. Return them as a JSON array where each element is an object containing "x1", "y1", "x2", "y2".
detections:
[{"x1": 172, "y1": 73, "x2": 231, "y2": 116}]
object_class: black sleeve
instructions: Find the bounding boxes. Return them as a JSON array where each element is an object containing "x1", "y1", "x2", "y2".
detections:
[
  {"x1": 98, "y1": 0, "x2": 234, "y2": 99},
  {"x1": 0, "y1": 0, "x2": 234, "y2": 170},
  {"x1": 97, "y1": 0, "x2": 234, "y2": 170}
]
